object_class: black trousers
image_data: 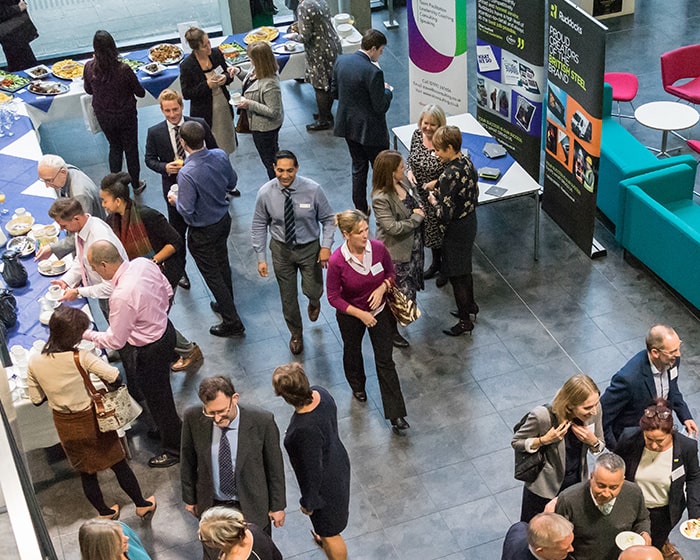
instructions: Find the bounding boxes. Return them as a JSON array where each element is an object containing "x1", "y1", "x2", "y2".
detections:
[
  {"x1": 520, "y1": 486, "x2": 551, "y2": 522},
  {"x1": 187, "y1": 212, "x2": 242, "y2": 326},
  {"x1": 648, "y1": 505, "x2": 674, "y2": 549},
  {"x1": 121, "y1": 321, "x2": 181, "y2": 456},
  {"x1": 96, "y1": 110, "x2": 141, "y2": 188},
  {"x1": 1, "y1": 39, "x2": 37, "y2": 72},
  {"x1": 252, "y1": 127, "x2": 280, "y2": 180},
  {"x1": 345, "y1": 138, "x2": 387, "y2": 216},
  {"x1": 336, "y1": 306, "x2": 407, "y2": 419}
]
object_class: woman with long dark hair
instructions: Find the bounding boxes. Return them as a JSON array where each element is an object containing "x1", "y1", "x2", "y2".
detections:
[
  {"x1": 83, "y1": 30, "x2": 146, "y2": 195},
  {"x1": 28, "y1": 305, "x2": 156, "y2": 521}
]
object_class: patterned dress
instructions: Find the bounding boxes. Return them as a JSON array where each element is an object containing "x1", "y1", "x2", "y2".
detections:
[
  {"x1": 406, "y1": 128, "x2": 447, "y2": 248},
  {"x1": 394, "y1": 193, "x2": 425, "y2": 301},
  {"x1": 298, "y1": 0, "x2": 342, "y2": 91}
]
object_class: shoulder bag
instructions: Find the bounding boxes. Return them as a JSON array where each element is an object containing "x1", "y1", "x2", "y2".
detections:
[
  {"x1": 74, "y1": 350, "x2": 141, "y2": 432},
  {"x1": 385, "y1": 281, "x2": 421, "y2": 326},
  {"x1": 513, "y1": 404, "x2": 557, "y2": 483}
]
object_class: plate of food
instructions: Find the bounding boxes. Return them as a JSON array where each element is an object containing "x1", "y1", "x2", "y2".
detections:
[
  {"x1": 51, "y1": 59, "x2": 84, "y2": 80},
  {"x1": 243, "y1": 26, "x2": 279, "y2": 45},
  {"x1": 273, "y1": 41, "x2": 304, "y2": 54},
  {"x1": 141, "y1": 62, "x2": 166, "y2": 76},
  {"x1": 6, "y1": 235, "x2": 35, "y2": 257},
  {"x1": 5, "y1": 216, "x2": 35, "y2": 237},
  {"x1": 148, "y1": 44, "x2": 184, "y2": 65},
  {"x1": 28, "y1": 81, "x2": 70, "y2": 96},
  {"x1": 119, "y1": 57, "x2": 145, "y2": 72},
  {"x1": 0, "y1": 92, "x2": 12, "y2": 104},
  {"x1": 681, "y1": 519, "x2": 700, "y2": 540},
  {"x1": 25, "y1": 64, "x2": 51, "y2": 80},
  {"x1": 37, "y1": 258, "x2": 66, "y2": 277},
  {"x1": 0, "y1": 71, "x2": 31, "y2": 92},
  {"x1": 615, "y1": 531, "x2": 645, "y2": 550}
]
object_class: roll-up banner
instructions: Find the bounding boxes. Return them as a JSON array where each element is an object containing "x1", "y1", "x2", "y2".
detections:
[
  {"x1": 542, "y1": 0, "x2": 607, "y2": 257},
  {"x1": 475, "y1": 0, "x2": 545, "y2": 181},
  {"x1": 407, "y1": 1, "x2": 468, "y2": 122}
]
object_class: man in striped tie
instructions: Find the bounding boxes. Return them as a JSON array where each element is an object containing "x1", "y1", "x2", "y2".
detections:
[{"x1": 251, "y1": 150, "x2": 336, "y2": 355}]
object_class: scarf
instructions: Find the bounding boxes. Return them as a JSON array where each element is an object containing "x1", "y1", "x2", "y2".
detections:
[{"x1": 114, "y1": 201, "x2": 155, "y2": 260}]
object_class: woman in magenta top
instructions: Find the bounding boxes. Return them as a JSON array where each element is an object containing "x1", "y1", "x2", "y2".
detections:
[{"x1": 326, "y1": 209, "x2": 409, "y2": 433}]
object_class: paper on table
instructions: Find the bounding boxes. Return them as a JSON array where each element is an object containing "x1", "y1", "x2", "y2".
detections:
[
  {"x1": 22, "y1": 179, "x2": 56, "y2": 198},
  {"x1": 0, "y1": 129, "x2": 41, "y2": 159}
]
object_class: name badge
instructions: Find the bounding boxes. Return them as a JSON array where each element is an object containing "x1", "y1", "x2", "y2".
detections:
[
  {"x1": 370, "y1": 262, "x2": 384, "y2": 275},
  {"x1": 299, "y1": 203, "x2": 311, "y2": 209},
  {"x1": 671, "y1": 465, "x2": 685, "y2": 481},
  {"x1": 669, "y1": 366, "x2": 679, "y2": 380}
]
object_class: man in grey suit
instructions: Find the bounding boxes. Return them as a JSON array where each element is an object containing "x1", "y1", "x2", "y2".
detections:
[
  {"x1": 331, "y1": 28, "x2": 393, "y2": 215},
  {"x1": 181, "y1": 375, "x2": 285, "y2": 557}
]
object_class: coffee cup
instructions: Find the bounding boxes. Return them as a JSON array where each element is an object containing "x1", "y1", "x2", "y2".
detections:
[
  {"x1": 48, "y1": 285, "x2": 63, "y2": 298},
  {"x1": 230, "y1": 92, "x2": 242, "y2": 105}
]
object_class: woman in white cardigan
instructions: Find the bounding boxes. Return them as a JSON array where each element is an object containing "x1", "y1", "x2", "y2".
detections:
[
  {"x1": 512, "y1": 374, "x2": 605, "y2": 522},
  {"x1": 232, "y1": 41, "x2": 284, "y2": 179}
]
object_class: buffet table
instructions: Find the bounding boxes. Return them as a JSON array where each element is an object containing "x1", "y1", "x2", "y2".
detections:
[{"x1": 392, "y1": 113, "x2": 542, "y2": 260}]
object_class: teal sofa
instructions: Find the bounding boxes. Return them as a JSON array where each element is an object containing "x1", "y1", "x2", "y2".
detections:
[
  {"x1": 598, "y1": 84, "x2": 697, "y2": 236},
  {"x1": 620, "y1": 163, "x2": 700, "y2": 309}
]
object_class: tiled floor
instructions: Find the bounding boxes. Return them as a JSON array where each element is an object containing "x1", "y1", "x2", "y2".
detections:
[{"x1": 14, "y1": 1, "x2": 700, "y2": 558}]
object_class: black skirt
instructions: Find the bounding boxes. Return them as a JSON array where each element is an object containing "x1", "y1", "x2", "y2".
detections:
[{"x1": 441, "y1": 211, "x2": 477, "y2": 277}]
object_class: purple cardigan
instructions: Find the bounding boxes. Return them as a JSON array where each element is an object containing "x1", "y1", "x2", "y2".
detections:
[{"x1": 326, "y1": 239, "x2": 395, "y2": 313}]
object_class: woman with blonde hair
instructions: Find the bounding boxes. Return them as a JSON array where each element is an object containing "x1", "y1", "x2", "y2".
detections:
[
  {"x1": 232, "y1": 41, "x2": 284, "y2": 179},
  {"x1": 273, "y1": 363, "x2": 350, "y2": 559},
  {"x1": 198, "y1": 507, "x2": 282, "y2": 560},
  {"x1": 512, "y1": 374, "x2": 605, "y2": 522},
  {"x1": 78, "y1": 519, "x2": 151, "y2": 560}
]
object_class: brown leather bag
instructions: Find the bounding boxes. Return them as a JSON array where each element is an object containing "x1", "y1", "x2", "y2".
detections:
[{"x1": 235, "y1": 109, "x2": 250, "y2": 134}]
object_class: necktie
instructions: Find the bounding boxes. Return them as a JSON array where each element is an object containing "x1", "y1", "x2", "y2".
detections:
[
  {"x1": 283, "y1": 189, "x2": 296, "y2": 246},
  {"x1": 599, "y1": 502, "x2": 613, "y2": 516},
  {"x1": 218, "y1": 427, "x2": 237, "y2": 497},
  {"x1": 76, "y1": 235, "x2": 88, "y2": 288},
  {"x1": 174, "y1": 125, "x2": 186, "y2": 160}
]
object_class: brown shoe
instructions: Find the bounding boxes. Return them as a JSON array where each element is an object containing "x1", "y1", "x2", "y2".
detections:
[
  {"x1": 171, "y1": 344, "x2": 203, "y2": 372},
  {"x1": 289, "y1": 335, "x2": 304, "y2": 355},
  {"x1": 308, "y1": 302, "x2": 321, "y2": 322},
  {"x1": 662, "y1": 541, "x2": 683, "y2": 560}
]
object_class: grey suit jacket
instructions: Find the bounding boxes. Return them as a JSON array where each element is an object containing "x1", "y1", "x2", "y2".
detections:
[
  {"x1": 239, "y1": 70, "x2": 284, "y2": 132},
  {"x1": 180, "y1": 403, "x2": 286, "y2": 528},
  {"x1": 372, "y1": 183, "x2": 424, "y2": 263}
]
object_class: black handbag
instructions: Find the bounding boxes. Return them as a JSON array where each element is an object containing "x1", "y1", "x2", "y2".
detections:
[
  {"x1": 513, "y1": 405, "x2": 557, "y2": 484},
  {"x1": 0, "y1": 288, "x2": 17, "y2": 329},
  {"x1": 1, "y1": 249, "x2": 27, "y2": 288}
]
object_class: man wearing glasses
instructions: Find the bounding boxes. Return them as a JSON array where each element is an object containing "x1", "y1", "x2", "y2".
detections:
[
  {"x1": 181, "y1": 375, "x2": 286, "y2": 558},
  {"x1": 601, "y1": 324, "x2": 698, "y2": 450},
  {"x1": 35, "y1": 154, "x2": 104, "y2": 261}
]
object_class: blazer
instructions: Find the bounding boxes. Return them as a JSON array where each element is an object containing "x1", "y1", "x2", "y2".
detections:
[
  {"x1": 501, "y1": 522, "x2": 537, "y2": 560},
  {"x1": 180, "y1": 403, "x2": 286, "y2": 529},
  {"x1": 372, "y1": 183, "x2": 424, "y2": 263},
  {"x1": 180, "y1": 48, "x2": 233, "y2": 126},
  {"x1": 601, "y1": 350, "x2": 692, "y2": 450},
  {"x1": 144, "y1": 116, "x2": 217, "y2": 196},
  {"x1": 512, "y1": 403, "x2": 604, "y2": 499},
  {"x1": 331, "y1": 50, "x2": 392, "y2": 147},
  {"x1": 616, "y1": 428, "x2": 700, "y2": 528},
  {"x1": 238, "y1": 69, "x2": 284, "y2": 132}
]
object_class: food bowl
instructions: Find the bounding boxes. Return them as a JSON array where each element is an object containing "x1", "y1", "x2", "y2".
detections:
[
  {"x1": 5, "y1": 215, "x2": 35, "y2": 236},
  {"x1": 336, "y1": 24, "x2": 354, "y2": 38},
  {"x1": 26, "y1": 64, "x2": 51, "y2": 80},
  {"x1": 334, "y1": 13, "x2": 352, "y2": 26},
  {"x1": 51, "y1": 259, "x2": 66, "y2": 274},
  {"x1": 141, "y1": 62, "x2": 166, "y2": 76},
  {"x1": 37, "y1": 260, "x2": 52, "y2": 274}
]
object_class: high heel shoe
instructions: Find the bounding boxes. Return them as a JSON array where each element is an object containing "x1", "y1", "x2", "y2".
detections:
[
  {"x1": 99, "y1": 504, "x2": 120, "y2": 520},
  {"x1": 451, "y1": 304, "x2": 480, "y2": 321},
  {"x1": 391, "y1": 417, "x2": 410, "y2": 434},
  {"x1": 136, "y1": 495, "x2": 157, "y2": 521},
  {"x1": 443, "y1": 320, "x2": 475, "y2": 337}
]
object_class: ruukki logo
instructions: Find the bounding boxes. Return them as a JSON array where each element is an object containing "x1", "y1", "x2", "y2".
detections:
[{"x1": 558, "y1": 13, "x2": 582, "y2": 35}]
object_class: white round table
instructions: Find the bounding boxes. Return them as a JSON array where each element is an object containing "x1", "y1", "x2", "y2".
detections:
[{"x1": 634, "y1": 101, "x2": 699, "y2": 157}]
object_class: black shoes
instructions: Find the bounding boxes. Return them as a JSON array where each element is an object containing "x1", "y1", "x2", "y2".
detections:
[
  {"x1": 393, "y1": 332, "x2": 410, "y2": 348},
  {"x1": 306, "y1": 120, "x2": 332, "y2": 131},
  {"x1": 148, "y1": 453, "x2": 179, "y2": 468},
  {"x1": 178, "y1": 272, "x2": 190, "y2": 290},
  {"x1": 391, "y1": 417, "x2": 410, "y2": 434},
  {"x1": 435, "y1": 273, "x2": 448, "y2": 288},
  {"x1": 133, "y1": 180, "x2": 147, "y2": 195},
  {"x1": 210, "y1": 322, "x2": 246, "y2": 337},
  {"x1": 424, "y1": 263, "x2": 440, "y2": 279},
  {"x1": 450, "y1": 304, "x2": 480, "y2": 320},
  {"x1": 443, "y1": 320, "x2": 475, "y2": 337},
  {"x1": 227, "y1": 188, "x2": 241, "y2": 198},
  {"x1": 352, "y1": 391, "x2": 367, "y2": 402},
  {"x1": 289, "y1": 334, "x2": 304, "y2": 355}
]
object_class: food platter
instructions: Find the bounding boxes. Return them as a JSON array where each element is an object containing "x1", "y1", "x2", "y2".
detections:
[
  {"x1": 219, "y1": 42, "x2": 249, "y2": 65},
  {"x1": 243, "y1": 26, "x2": 279, "y2": 45},
  {"x1": 272, "y1": 42, "x2": 304, "y2": 54},
  {"x1": 25, "y1": 64, "x2": 51, "y2": 80},
  {"x1": 681, "y1": 519, "x2": 700, "y2": 540},
  {"x1": 6, "y1": 236, "x2": 35, "y2": 257},
  {"x1": 0, "y1": 92, "x2": 13, "y2": 104},
  {"x1": 51, "y1": 60, "x2": 84, "y2": 80},
  {"x1": 148, "y1": 44, "x2": 184, "y2": 65},
  {"x1": 119, "y1": 57, "x2": 145, "y2": 72},
  {"x1": 28, "y1": 81, "x2": 70, "y2": 96},
  {"x1": 141, "y1": 62, "x2": 166, "y2": 76},
  {"x1": 0, "y1": 71, "x2": 31, "y2": 93}
]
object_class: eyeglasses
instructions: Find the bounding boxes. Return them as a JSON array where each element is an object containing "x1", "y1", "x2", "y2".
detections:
[
  {"x1": 202, "y1": 396, "x2": 233, "y2": 419},
  {"x1": 39, "y1": 167, "x2": 64, "y2": 185},
  {"x1": 653, "y1": 341, "x2": 682, "y2": 356},
  {"x1": 643, "y1": 408, "x2": 672, "y2": 419}
]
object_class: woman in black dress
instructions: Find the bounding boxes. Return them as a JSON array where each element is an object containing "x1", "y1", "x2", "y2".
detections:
[
  {"x1": 273, "y1": 363, "x2": 350, "y2": 560},
  {"x1": 198, "y1": 507, "x2": 282, "y2": 560},
  {"x1": 426, "y1": 125, "x2": 479, "y2": 336}
]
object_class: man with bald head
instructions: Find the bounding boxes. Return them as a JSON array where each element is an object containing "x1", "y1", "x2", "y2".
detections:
[
  {"x1": 83, "y1": 240, "x2": 181, "y2": 468},
  {"x1": 501, "y1": 512, "x2": 574, "y2": 560},
  {"x1": 618, "y1": 545, "x2": 663, "y2": 560},
  {"x1": 601, "y1": 324, "x2": 697, "y2": 450}
]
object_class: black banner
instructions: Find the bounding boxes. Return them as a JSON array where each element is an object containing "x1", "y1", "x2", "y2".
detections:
[
  {"x1": 475, "y1": 0, "x2": 545, "y2": 180},
  {"x1": 542, "y1": 0, "x2": 606, "y2": 256}
]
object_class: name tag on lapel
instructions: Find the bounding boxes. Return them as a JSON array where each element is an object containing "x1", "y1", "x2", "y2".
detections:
[
  {"x1": 669, "y1": 366, "x2": 678, "y2": 380},
  {"x1": 672, "y1": 465, "x2": 685, "y2": 481},
  {"x1": 370, "y1": 262, "x2": 384, "y2": 275}
]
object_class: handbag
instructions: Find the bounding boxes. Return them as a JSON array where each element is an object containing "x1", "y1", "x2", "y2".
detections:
[
  {"x1": 513, "y1": 405, "x2": 557, "y2": 483},
  {"x1": 385, "y1": 281, "x2": 421, "y2": 326},
  {"x1": 73, "y1": 350, "x2": 142, "y2": 432},
  {"x1": 235, "y1": 109, "x2": 250, "y2": 134}
]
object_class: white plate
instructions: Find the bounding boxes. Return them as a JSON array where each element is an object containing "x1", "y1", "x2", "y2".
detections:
[
  {"x1": 273, "y1": 42, "x2": 304, "y2": 54},
  {"x1": 25, "y1": 64, "x2": 51, "y2": 80},
  {"x1": 681, "y1": 519, "x2": 700, "y2": 540},
  {"x1": 141, "y1": 62, "x2": 166, "y2": 76},
  {"x1": 38, "y1": 267, "x2": 64, "y2": 277},
  {"x1": 148, "y1": 44, "x2": 184, "y2": 65},
  {"x1": 615, "y1": 531, "x2": 645, "y2": 550},
  {"x1": 6, "y1": 235, "x2": 35, "y2": 257}
]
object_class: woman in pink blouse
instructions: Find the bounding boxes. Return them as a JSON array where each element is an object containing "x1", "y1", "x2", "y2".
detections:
[{"x1": 326, "y1": 209, "x2": 409, "y2": 433}]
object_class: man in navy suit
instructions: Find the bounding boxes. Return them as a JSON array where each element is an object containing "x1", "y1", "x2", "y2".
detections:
[
  {"x1": 601, "y1": 324, "x2": 697, "y2": 450},
  {"x1": 331, "y1": 28, "x2": 393, "y2": 216},
  {"x1": 144, "y1": 88, "x2": 220, "y2": 290},
  {"x1": 501, "y1": 512, "x2": 574, "y2": 560}
]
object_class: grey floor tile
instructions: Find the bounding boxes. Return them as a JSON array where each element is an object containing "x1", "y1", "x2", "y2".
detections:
[
  {"x1": 441, "y1": 495, "x2": 512, "y2": 550},
  {"x1": 384, "y1": 512, "x2": 460, "y2": 560},
  {"x1": 418, "y1": 462, "x2": 491, "y2": 511}
]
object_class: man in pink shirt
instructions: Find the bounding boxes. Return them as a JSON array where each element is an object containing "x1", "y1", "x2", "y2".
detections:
[{"x1": 83, "y1": 240, "x2": 181, "y2": 468}]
